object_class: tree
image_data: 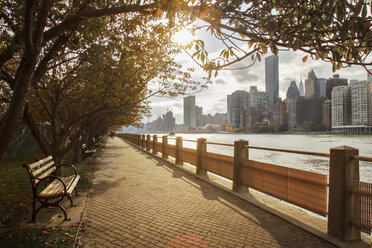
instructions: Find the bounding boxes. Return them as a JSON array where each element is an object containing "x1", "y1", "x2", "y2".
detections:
[
  {"x1": 1, "y1": 0, "x2": 371, "y2": 157},
  {"x1": 22, "y1": 14, "x2": 200, "y2": 164},
  {"x1": 0, "y1": 0, "x2": 159, "y2": 157},
  {"x1": 180, "y1": 0, "x2": 371, "y2": 75}
]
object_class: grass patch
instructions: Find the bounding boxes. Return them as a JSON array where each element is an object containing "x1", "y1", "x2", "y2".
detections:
[
  {"x1": 1, "y1": 226, "x2": 76, "y2": 248},
  {"x1": 0, "y1": 141, "x2": 105, "y2": 247}
]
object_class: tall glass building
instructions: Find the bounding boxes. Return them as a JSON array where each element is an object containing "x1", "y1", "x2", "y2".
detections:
[
  {"x1": 265, "y1": 55, "x2": 279, "y2": 110},
  {"x1": 183, "y1": 96, "x2": 196, "y2": 128}
]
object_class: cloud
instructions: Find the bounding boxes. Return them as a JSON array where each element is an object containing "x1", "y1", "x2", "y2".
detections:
[{"x1": 215, "y1": 79, "x2": 227, "y2": 85}]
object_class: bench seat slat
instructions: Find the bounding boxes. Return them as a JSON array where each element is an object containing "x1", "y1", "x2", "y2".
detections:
[
  {"x1": 38, "y1": 176, "x2": 79, "y2": 199},
  {"x1": 31, "y1": 161, "x2": 55, "y2": 177},
  {"x1": 28, "y1": 156, "x2": 53, "y2": 169},
  {"x1": 66, "y1": 175, "x2": 80, "y2": 196}
]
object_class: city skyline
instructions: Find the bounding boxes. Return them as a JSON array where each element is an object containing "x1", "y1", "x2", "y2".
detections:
[{"x1": 147, "y1": 51, "x2": 370, "y2": 124}]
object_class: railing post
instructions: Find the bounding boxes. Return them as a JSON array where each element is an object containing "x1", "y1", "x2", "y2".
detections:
[
  {"x1": 137, "y1": 134, "x2": 140, "y2": 146},
  {"x1": 196, "y1": 138, "x2": 207, "y2": 175},
  {"x1": 233, "y1": 140, "x2": 249, "y2": 192},
  {"x1": 146, "y1": 135, "x2": 150, "y2": 151},
  {"x1": 328, "y1": 146, "x2": 360, "y2": 241},
  {"x1": 142, "y1": 134, "x2": 145, "y2": 149},
  {"x1": 175, "y1": 136, "x2": 183, "y2": 165},
  {"x1": 162, "y1": 136, "x2": 168, "y2": 159},
  {"x1": 153, "y1": 135, "x2": 158, "y2": 154}
]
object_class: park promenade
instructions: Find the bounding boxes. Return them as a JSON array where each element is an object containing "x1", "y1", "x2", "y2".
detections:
[{"x1": 81, "y1": 137, "x2": 336, "y2": 247}]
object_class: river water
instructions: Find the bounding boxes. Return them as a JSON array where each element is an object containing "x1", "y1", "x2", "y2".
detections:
[{"x1": 163, "y1": 133, "x2": 372, "y2": 183}]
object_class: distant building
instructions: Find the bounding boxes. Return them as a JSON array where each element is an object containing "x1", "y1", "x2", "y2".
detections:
[
  {"x1": 231, "y1": 90, "x2": 249, "y2": 128},
  {"x1": 286, "y1": 80, "x2": 300, "y2": 101},
  {"x1": 163, "y1": 111, "x2": 176, "y2": 131},
  {"x1": 195, "y1": 106, "x2": 203, "y2": 127},
  {"x1": 227, "y1": 95, "x2": 232, "y2": 123},
  {"x1": 265, "y1": 55, "x2": 279, "y2": 108},
  {"x1": 273, "y1": 99, "x2": 287, "y2": 130},
  {"x1": 249, "y1": 86, "x2": 270, "y2": 112},
  {"x1": 350, "y1": 80, "x2": 372, "y2": 126},
  {"x1": 326, "y1": 74, "x2": 348, "y2": 100},
  {"x1": 299, "y1": 77, "x2": 305, "y2": 96},
  {"x1": 331, "y1": 86, "x2": 351, "y2": 127},
  {"x1": 242, "y1": 107, "x2": 260, "y2": 127},
  {"x1": 322, "y1": 100, "x2": 331, "y2": 129},
  {"x1": 367, "y1": 70, "x2": 372, "y2": 83},
  {"x1": 318, "y1": 78, "x2": 326, "y2": 97},
  {"x1": 288, "y1": 96, "x2": 323, "y2": 128},
  {"x1": 305, "y1": 70, "x2": 319, "y2": 98},
  {"x1": 184, "y1": 96, "x2": 196, "y2": 128}
]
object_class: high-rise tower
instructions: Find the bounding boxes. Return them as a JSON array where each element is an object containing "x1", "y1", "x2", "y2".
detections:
[
  {"x1": 183, "y1": 96, "x2": 196, "y2": 127},
  {"x1": 265, "y1": 55, "x2": 279, "y2": 109}
]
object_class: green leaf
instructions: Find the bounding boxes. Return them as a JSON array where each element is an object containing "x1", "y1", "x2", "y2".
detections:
[{"x1": 340, "y1": 21, "x2": 349, "y2": 39}]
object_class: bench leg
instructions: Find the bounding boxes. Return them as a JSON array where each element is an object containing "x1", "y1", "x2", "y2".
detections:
[
  {"x1": 31, "y1": 197, "x2": 37, "y2": 223},
  {"x1": 68, "y1": 195, "x2": 74, "y2": 207},
  {"x1": 75, "y1": 187, "x2": 79, "y2": 196},
  {"x1": 58, "y1": 205, "x2": 70, "y2": 221}
]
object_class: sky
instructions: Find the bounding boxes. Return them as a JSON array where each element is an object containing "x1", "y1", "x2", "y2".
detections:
[{"x1": 145, "y1": 28, "x2": 371, "y2": 125}]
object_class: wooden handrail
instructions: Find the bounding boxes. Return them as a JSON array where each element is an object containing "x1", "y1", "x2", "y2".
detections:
[
  {"x1": 354, "y1": 155, "x2": 372, "y2": 163},
  {"x1": 204, "y1": 141, "x2": 234, "y2": 147},
  {"x1": 244, "y1": 145, "x2": 330, "y2": 158},
  {"x1": 183, "y1": 139, "x2": 197, "y2": 142}
]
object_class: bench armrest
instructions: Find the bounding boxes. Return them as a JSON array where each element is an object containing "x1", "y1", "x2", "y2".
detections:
[
  {"x1": 55, "y1": 163, "x2": 78, "y2": 179},
  {"x1": 35, "y1": 175, "x2": 67, "y2": 196}
]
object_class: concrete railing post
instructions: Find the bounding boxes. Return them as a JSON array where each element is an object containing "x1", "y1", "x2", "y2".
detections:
[
  {"x1": 146, "y1": 135, "x2": 150, "y2": 151},
  {"x1": 233, "y1": 140, "x2": 249, "y2": 192},
  {"x1": 153, "y1": 135, "x2": 158, "y2": 154},
  {"x1": 175, "y1": 136, "x2": 183, "y2": 165},
  {"x1": 328, "y1": 146, "x2": 360, "y2": 241},
  {"x1": 162, "y1": 136, "x2": 168, "y2": 159},
  {"x1": 196, "y1": 138, "x2": 207, "y2": 175}
]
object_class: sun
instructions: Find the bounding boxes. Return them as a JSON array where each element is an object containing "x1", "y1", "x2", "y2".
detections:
[{"x1": 172, "y1": 28, "x2": 196, "y2": 46}]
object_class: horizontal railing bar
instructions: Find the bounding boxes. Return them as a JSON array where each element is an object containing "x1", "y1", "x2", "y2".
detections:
[
  {"x1": 183, "y1": 139, "x2": 197, "y2": 142},
  {"x1": 167, "y1": 137, "x2": 176, "y2": 140},
  {"x1": 354, "y1": 155, "x2": 372, "y2": 163},
  {"x1": 245, "y1": 145, "x2": 330, "y2": 158},
  {"x1": 204, "y1": 141, "x2": 234, "y2": 147}
]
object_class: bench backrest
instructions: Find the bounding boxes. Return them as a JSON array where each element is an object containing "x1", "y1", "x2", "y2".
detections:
[{"x1": 23, "y1": 156, "x2": 56, "y2": 187}]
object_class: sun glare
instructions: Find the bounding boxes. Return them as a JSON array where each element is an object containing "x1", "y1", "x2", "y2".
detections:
[{"x1": 172, "y1": 29, "x2": 195, "y2": 46}]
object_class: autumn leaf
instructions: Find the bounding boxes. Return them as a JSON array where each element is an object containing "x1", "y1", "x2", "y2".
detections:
[
  {"x1": 156, "y1": 8, "x2": 163, "y2": 17},
  {"x1": 302, "y1": 55, "x2": 308, "y2": 63}
]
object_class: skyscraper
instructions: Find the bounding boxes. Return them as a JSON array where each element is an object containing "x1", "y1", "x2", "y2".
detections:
[
  {"x1": 350, "y1": 80, "x2": 372, "y2": 126},
  {"x1": 231, "y1": 90, "x2": 249, "y2": 128},
  {"x1": 299, "y1": 76, "x2": 305, "y2": 96},
  {"x1": 305, "y1": 70, "x2": 319, "y2": 98},
  {"x1": 318, "y1": 78, "x2": 326, "y2": 97},
  {"x1": 265, "y1": 55, "x2": 279, "y2": 108},
  {"x1": 195, "y1": 105, "x2": 203, "y2": 127},
  {"x1": 286, "y1": 80, "x2": 300, "y2": 101},
  {"x1": 331, "y1": 86, "x2": 351, "y2": 127},
  {"x1": 183, "y1": 96, "x2": 196, "y2": 128},
  {"x1": 326, "y1": 74, "x2": 348, "y2": 100}
]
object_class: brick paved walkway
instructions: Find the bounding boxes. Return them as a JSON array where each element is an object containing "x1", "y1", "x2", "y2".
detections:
[{"x1": 81, "y1": 137, "x2": 336, "y2": 248}]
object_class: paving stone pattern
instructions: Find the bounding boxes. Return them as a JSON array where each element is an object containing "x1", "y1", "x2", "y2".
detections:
[{"x1": 82, "y1": 137, "x2": 336, "y2": 248}]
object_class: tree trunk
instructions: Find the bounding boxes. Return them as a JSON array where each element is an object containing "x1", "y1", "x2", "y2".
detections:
[
  {"x1": 0, "y1": 57, "x2": 36, "y2": 158},
  {"x1": 53, "y1": 152, "x2": 64, "y2": 176},
  {"x1": 72, "y1": 141, "x2": 81, "y2": 163}
]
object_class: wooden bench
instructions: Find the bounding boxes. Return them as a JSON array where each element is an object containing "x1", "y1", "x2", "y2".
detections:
[
  {"x1": 82, "y1": 143, "x2": 96, "y2": 160},
  {"x1": 23, "y1": 156, "x2": 80, "y2": 222}
]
